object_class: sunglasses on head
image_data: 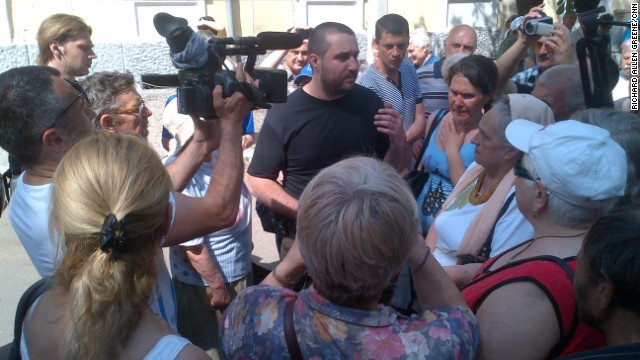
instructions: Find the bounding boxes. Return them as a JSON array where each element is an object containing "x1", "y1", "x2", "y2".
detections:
[
  {"x1": 513, "y1": 159, "x2": 537, "y2": 182},
  {"x1": 54, "y1": 80, "x2": 89, "y2": 122}
]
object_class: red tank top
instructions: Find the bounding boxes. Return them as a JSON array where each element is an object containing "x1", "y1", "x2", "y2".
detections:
[{"x1": 461, "y1": 240, "x2": 606, "y2": 358}]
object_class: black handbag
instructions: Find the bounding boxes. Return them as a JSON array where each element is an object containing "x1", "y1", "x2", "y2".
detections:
[
  {"x1": 255, "y1": 200, "x2": 277, "y2": 233},
  {"x1": 404, "y1": 109, "x2": 446, "y2": 198}
]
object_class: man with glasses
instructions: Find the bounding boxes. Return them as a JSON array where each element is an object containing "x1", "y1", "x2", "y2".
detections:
[
  {"x1": 496, "y1": 5, "x2": 574, "y2": 94},
  {"x1": 81, "y1": 71, "x2": 151, "y2": 139},
  {"x1": 0, "y1": 66, "x2": 94, "y2": 277},
  {"x1": 0, "y1": 66, "x2": 254, "y2": 330}
]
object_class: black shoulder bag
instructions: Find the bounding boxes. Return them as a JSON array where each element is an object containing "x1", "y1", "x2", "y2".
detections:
[
  {"x1": 404, "y1": 109, "x2": 447, "y2": 198},
  {"x1": 458, "y1": 192, "x2": 517, "y2": 265}
]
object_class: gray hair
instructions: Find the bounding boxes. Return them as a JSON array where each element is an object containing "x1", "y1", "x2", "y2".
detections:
[
  {"x1": 573, "y1": 108, "x2": 640, "y2": 207},
  {"x1": 81, "y1": 71, "x2": 136, "y2": 131},
  {"x1": 296, "y1": 156, "x2": 419, "y2": 306},
  {"x1": 535, "y1": 64, "x2": 585, "y2": 120},
  {"x1": 410, "y1": 28, "x2": 431, "y2": 50},
  {"x1": 488, "y1": 96, "x2": 513, "y2": 146}
]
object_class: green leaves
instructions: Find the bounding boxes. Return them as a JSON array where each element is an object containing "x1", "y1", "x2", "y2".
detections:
[{"x1": 556, "y1": 0, "x2": 576, "y2": 15}]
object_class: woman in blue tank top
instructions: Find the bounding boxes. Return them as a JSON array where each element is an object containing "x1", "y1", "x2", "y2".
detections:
[{"x1": 417, "y1": 55, "x2": 498, "y2": 233}]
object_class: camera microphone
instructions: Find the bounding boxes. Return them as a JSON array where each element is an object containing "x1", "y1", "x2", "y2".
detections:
[
  {"x1": 256, "y1": 32, "x2": 303, "y2": 50},
  {"x1": 216, "y1": 32, "x2": 303, "y2": 50}
]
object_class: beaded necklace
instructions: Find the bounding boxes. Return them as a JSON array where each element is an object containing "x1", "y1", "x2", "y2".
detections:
[{"x1": 468, "y1": 169, "x2": 500, "y2": 205}]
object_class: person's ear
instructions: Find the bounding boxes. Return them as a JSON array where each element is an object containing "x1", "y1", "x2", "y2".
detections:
[
  {"x1": 594, "y1": 275, "x2": 614, "y2": 314},
  {"x1": 373, "y1": 37, "x2": 379, "y2": 50},
  {"x1": 49, "y1": 41, "x2": 61, "y2": 58},
  {"x1": 98, "y1": 114, "x2": 117, "y2": 133},
  {"x1": 308, "y1": 53, "x2": 320, "y2": 70},
  {"x1": 504, "y1": 146, "x2": 519, "y2": 161},
  {"x1": 41, "y1": 127, "x2": 65, "y2": 150},
  {"x1": 533, "y1": 180, "x2": 550, "y2": 214}
]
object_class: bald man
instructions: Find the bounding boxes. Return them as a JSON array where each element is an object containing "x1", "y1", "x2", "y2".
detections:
[{"x1": 417, "y1": 24, "x2": 477, "y2": 118}]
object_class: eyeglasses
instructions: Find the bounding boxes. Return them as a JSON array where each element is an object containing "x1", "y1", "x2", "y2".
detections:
[
  {"x1": 112, "y1": 101, "x2": 148, "y2": 117},
  {"x1": 514, "y1": 160, "x2": 537, "y2": 182},
  {"x1": 55, "y1": 81, "x2": 89, "y2": 122},
  {"x1": 534, "y1": 40, "x2": 553, "y2": 54}
]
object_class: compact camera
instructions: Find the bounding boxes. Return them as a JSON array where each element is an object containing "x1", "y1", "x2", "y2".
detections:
[{"x1": 510, "y1": 16, "x2": 554, "y2": 37}]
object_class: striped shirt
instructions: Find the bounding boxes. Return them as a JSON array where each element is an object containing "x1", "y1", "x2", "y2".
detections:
[
  {"x1": 165, "y1": 152, "x2": 253, "y2": 286},
  {"x1": 417, "y1": 57, "x2": 450, "y2": 119},
  {"x1": 511, "y1": 65, "x2": 540, "y2": 88},
  {"x1": 357, "y1": 59, "x2": 423, "y2": 132}
]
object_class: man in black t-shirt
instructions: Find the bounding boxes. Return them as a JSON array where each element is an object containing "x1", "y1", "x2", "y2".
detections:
[{"x1": 247, "y1": 21, "x2": 409, "y2": 259}]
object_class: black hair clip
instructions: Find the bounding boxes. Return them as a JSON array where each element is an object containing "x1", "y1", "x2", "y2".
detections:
[{"x1": 99, "y1": 213, "x2": 127, "y2": 253}]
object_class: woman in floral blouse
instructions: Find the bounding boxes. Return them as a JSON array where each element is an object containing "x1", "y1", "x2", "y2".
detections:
[{"x1": 220, "y1": 157, "x2": 479, "y2": 359}]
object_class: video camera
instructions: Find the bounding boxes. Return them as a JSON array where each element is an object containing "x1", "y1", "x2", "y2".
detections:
[
  {"x1": 511, "y1": 16, "x2": 554, "y2": 37},
  {"x1": 153, "y1": 13, "x2": 303, "y2": 119}
]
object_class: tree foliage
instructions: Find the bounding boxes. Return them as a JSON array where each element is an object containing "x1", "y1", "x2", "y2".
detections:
[{"x1": 556, "y1": 0, "x2": 576, "y2": 15}]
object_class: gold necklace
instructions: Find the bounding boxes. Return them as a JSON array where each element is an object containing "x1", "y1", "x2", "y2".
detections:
[
  {"x1": 507, "y1": 232, "x2": 588, "y2": 263},
  {"x1": 468, "y1": 169, "x2": 500, "y2": 205}
]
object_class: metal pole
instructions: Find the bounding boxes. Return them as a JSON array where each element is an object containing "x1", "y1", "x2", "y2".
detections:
[{"x1": 226, "y1": 0, "x2": 236, "y2": 37}]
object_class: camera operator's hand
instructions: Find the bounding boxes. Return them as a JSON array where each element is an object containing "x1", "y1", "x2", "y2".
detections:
[
  {"x1": 543, "y1": 23, "x2": 574, "y2": 65},
  {"x1": 212, "y1": 84, "x2": 254, "y2": 129},
  {"x1": 234, "y1": 60, "x2": 254, "y2": 83},
  {"x1": 515, "y1": 3, "x2": 545, "y2": 47}
]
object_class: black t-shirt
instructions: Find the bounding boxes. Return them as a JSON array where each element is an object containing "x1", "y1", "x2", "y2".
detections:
[{"x1": 248, "y1": 84, "x2": 389, "y2": 199}]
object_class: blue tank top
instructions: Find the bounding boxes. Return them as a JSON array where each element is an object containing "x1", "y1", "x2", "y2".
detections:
[{"x1": 417, "y1": 118, "x2": 476, "y2": 233}]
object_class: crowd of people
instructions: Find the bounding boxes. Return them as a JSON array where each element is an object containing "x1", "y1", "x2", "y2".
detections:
[{"x1": 0, "y1": 3, "x2": 638, "y2": 359}]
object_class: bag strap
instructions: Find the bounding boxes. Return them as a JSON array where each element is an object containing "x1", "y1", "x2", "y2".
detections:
[
  {"x1": 477, "y1": 192, "x2": 516, "y2": 260},
  {"x1": 414, "y1": 109, "x2": 448, "y2": 171},
  {"x1": 283, "y1": 298, "x2": 303, "y2": 360},
  {"x1": 9, "y1": 277, "x2": 54, "y2": 360}
]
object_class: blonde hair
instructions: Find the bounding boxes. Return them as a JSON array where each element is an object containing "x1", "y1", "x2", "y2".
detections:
[
  {"x1": 52, "y1": 133, "x2": 171, "y2": 360},
  {"x1": 36, "y1": 14, "x2": 92, "y2": 65},
  {"x1": 296, "y1": 156, "x2": 420, "y2": 306}
]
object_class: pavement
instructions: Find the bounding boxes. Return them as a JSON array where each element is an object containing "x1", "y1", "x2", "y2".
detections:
[{"x1": 0, "y1": 88, "x2": 280, "y2": 356}]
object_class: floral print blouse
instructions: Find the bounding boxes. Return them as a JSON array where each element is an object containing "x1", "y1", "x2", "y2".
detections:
[{"x1": 220, "y1": 285, "x2": 479, "y2": 359}]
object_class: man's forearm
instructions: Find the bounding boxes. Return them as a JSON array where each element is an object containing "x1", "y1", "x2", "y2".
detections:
[
  {"x1": 383, "y1": 141, "x2": 411, "y2": 173},
  {"x1": 207, "y1": 121, "x2": 244, "y2": 225},
  {"x1": 495, "y1": 35, "x2": 530, "y2": 93},
  {"x1": 166, "y1": 118, "x2": 244, "y2": 245},
  {"x1": 166, "y1": 138, "x2": 210, "y2": 192},
  {"x1": 185, "y1": 244, "x2": 225, "y2": 287},
  {"x1": 259, "y1": 50, "x2": 286, "y2": 68},
  {"x1": 247, "y1": 174, "x2": 298, "y2": 218},
  {"x1": 406, "y1": 104, "x2": 426, "y2": 144},
  {"x1": 409, "y1": 240, "x2": 468, "y2": 309}
]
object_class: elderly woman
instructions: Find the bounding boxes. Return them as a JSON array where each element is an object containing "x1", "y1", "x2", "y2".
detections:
[
  {"x1": 426, "y1": 94, "x2": 553, "y2": 287},
  {"x1": 221, "y1": 157, "x2": 480, "y2": 358},
  {"x1": 417, "y1": 54, "x2": 498, "y2": 233},
  {"x1": 461, "y1": 120, "x2": 627, "y2": 359},
  {"x1": 20, "y1": 134, "x2": 209, "y2": 360}
]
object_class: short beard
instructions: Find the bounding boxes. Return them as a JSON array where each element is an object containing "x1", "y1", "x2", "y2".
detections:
[{"x1": 320, "y1": 77, "x2": 351, "y2": 97}]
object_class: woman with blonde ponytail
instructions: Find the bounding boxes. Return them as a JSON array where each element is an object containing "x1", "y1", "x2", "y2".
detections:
[{"x1": 20, "y1": 133, "x2": 209, "y2": 360}]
